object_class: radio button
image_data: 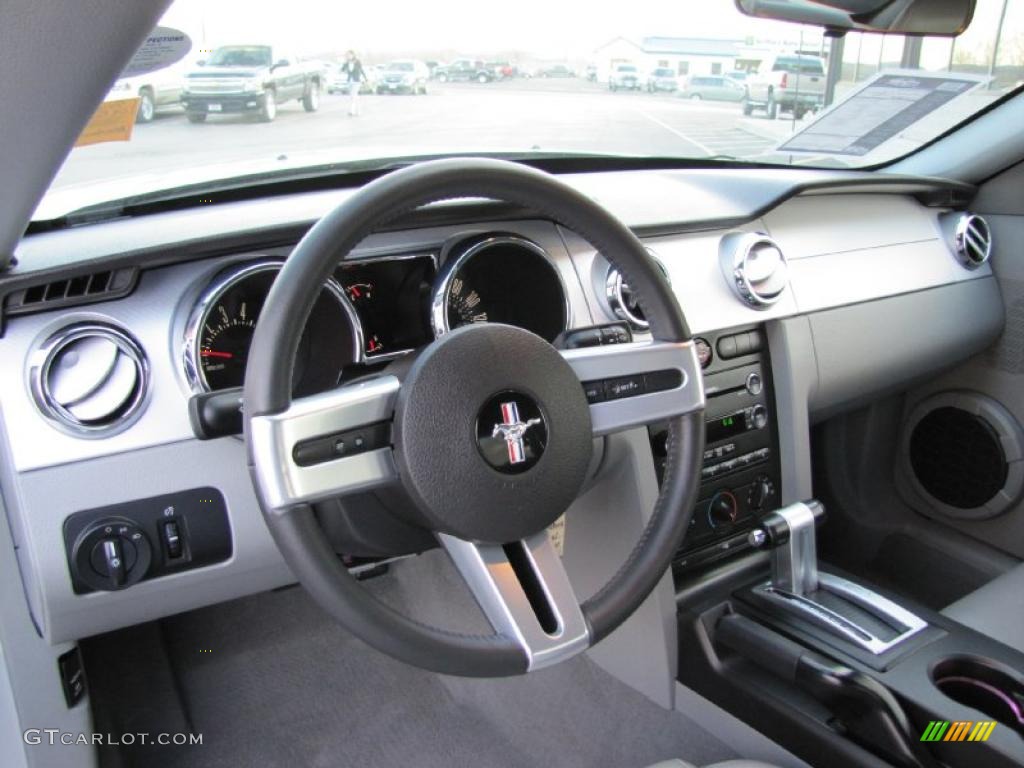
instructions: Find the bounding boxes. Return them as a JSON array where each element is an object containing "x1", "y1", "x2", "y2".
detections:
[
  {"x1": 716, "y1": 336, "x2": 738, "y2": 359},
  {"x1": 745, "y1": 372, "x2": 763, "y2": 395},
  {"x1": 750, "y1": 404, "x2": 768, "y2": 429}
]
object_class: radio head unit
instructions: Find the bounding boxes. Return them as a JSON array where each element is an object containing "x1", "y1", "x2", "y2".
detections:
[{"x1": 649, "y1": 326, "x2": 781, "y2": 573}]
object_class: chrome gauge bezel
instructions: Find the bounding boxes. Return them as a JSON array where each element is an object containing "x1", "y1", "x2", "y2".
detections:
[
  {"x1": 183, "y1": 259, "x2": 362, "y2": 393},
  {"x1": 429, "y1": 235, "x2": 570, "y2": 339},
  {"x1": 604, "y1": 248, "x2": 670, "y2": 331}
]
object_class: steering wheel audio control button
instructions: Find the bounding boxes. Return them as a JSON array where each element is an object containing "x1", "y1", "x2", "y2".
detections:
[{"x1": 606, "y1": 375, "x2": 645, "y2": 399}]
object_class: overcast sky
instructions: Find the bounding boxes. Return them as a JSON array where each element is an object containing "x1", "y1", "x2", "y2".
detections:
[
  {"x1": 157, "y1": 0, "x2": 1012, "y2": 66},
  {"x1": 159, "y1": 0, "x2": 824, "y2": 60}
]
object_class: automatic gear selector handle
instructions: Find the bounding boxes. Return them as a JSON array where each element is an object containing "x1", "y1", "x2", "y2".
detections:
[{"x1": 747, "y1": 500, "x2": 826, "y2": 596}]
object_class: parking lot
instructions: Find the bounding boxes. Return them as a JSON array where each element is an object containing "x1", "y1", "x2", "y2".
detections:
[{"x1": 51, "y1": 78, "x2": 808, "y2": 191}]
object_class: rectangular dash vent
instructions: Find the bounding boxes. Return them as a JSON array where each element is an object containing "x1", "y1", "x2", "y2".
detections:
[{"x1": 6, "y1": 268, "x2": 137, "y2": 316}]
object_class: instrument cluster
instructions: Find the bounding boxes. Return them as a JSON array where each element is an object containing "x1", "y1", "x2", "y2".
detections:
[{"x1": 183, "y1": 234, "x2": 569, "y2": 393}]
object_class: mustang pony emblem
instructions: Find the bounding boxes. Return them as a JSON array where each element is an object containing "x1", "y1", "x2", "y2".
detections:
[{"x1": 492, "y1": 401, "x2": 542, "y2": 465}]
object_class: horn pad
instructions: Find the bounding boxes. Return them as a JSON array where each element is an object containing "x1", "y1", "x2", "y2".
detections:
[{"x1": 392, "y1": 324, "x2": 592, "y2": 543}]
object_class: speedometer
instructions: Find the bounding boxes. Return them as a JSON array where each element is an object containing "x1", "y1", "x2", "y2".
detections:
[
  {"x1": 432, "y1": 235, "x2": 568, "y2": 342},
  {"x1": 185, "y1": 261, "x2": 360, "y2": 394}
]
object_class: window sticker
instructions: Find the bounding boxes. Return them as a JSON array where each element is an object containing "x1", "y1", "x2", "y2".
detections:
[{"x1": 778, "y1": 70, "x2": 986, "y2": 157}]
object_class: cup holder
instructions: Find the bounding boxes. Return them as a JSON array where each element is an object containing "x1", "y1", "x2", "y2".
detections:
[{"x1": 932, "y1": 656, "x2": 1024, "y2": 735}]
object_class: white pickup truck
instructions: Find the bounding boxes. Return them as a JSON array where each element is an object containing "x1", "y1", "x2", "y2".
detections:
[{"x1": 743, "y1": 53, "x2": 826, "y2": 119}]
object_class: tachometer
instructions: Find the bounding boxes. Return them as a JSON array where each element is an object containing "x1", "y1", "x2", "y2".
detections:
[
  {"x1": 432, "y1": 235, "x2": 568, "y2": 342},
  {"x1": 185, "y1": 261, "x2": 360, "y2": 394}
]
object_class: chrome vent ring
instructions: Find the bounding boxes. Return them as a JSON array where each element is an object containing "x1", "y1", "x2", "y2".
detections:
[
  {"x1": 605, "y1": 249, "x2": 669, "y2": 330},
  {"x1": 30, "y1": 323, "x2": 148, "y2": 437},
  {"x1": 720, "y1": 232, "x2": 789, "y2": 309},
  {"x1": 954, "y1": 214, "x2": 992, "y2": 269}
]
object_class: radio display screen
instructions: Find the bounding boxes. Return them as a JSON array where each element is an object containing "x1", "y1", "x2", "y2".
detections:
[{"x1": 706, "y1": 412, "x2": 745, "y2": 444}]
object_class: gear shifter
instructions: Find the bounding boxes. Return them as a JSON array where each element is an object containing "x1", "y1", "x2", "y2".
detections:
[
  {"x1": 747, "y1": 499, "x2": 825, "y2": 596},
  {"x1": 746, "y1": 500, "x2": 928, "y2": 655}
]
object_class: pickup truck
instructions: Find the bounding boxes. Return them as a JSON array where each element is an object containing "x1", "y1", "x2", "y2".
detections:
[
  {"x1": 433, "y1": 59, "x2": 496, "y2": 84},
  {"x1": 180, "y1": 45, "x2": 322, "y2": 123},
  {"x1": 742, "y1": 53, "x2": 826, "y2": 119}
]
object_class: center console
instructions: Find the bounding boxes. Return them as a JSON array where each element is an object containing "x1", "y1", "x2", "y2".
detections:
[
  {"x1": 650, "y1": 325, "x2": 781, "y2": 573},
  {"x1": 665, "y1": 325, "x2": 1024, "y2": 768}
]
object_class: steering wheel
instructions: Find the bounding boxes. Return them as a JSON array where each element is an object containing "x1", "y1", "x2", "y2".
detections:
[{"x1": 244, "y1": 158, "x2": 705, "y2": 677}]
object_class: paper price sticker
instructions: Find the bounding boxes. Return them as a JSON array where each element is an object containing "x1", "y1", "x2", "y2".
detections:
[{"x1": 75, "y1": 98, "x2": 140, "y2": 147}]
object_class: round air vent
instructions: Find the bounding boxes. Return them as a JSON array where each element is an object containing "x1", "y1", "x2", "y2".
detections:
[
  {"x1": 953, "y1": 214, "x2": 992, "y2": 269},
  {"x1": 605, "y1": 250, "x2": 669, "y2": 331},
  {"x1": 30, "y1": 324, "x2": 148, "y2": 436},
  {"x1": 899, "y1": 392, "x2": 1024, "y2": 520},
  {"x1": 719, "y1": 232, "x2": 789, "y2": 309}
]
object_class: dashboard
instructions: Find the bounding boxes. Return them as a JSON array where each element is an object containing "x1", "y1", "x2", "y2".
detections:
[{"x1": 0, "y1": 166, "x2": 1005, "y2": 644}]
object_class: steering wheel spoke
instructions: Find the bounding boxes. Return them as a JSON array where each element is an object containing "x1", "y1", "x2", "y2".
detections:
[
  {"x1": 561, "y1": 340, "x2": 705, "y2": 436},
  {"x1": 439, "y1": 531, "x2": 590, "y2": 671},
  {"x1": 248, "y1": 375, "x2": 400, "y2": 511}
]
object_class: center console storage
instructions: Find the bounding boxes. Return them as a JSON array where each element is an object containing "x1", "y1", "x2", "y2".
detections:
[{"x1": 931, "y1": 656, "x2": 1024, "y2": 737}]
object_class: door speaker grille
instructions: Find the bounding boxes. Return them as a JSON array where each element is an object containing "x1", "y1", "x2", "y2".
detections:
[{"x1": 909, "y1": 406, "x2": 1006, "y2": 509}]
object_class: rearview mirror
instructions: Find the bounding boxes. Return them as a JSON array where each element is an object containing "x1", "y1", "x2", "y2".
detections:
[{"x1": 734, "y1": 0, "x2": 975, "y2": 36}]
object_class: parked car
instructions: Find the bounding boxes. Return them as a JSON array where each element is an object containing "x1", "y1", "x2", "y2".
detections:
[
  {"x1": 537, "y1": 64, "x2": 575, "y2": 78},
  {"x1": 327, "y1": 63, "x2": 378, "y2": 95},
  {"x1": 106, "y1": 63, "x2": 188, "y2": 123},
  {"x1": 433, "y1": 59, "x2": 496, "y2": 83},
  {"x1": 743, "y1": 53, "x2": 826, "y2": 119},
  {"x1": 679, "y1": 75, "x2": 746, "y2": 102},
  {"x1": 646, "y1": 67, "x2": 679, "y2": 93},
  {"x1": 608, "y1": 64, "x2": 641, "y2": 91},
  {"x1": 488, "y1": 61, "x2": 516, "y2": 79},
  {"x1": 181, "y1": 44, "x2": 322, "y2": 122},
  {"x1": 377, "y1": 60, "x2": 430, "y2": 94}
]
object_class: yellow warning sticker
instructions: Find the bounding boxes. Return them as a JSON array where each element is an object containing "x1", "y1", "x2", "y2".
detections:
[{"x1": 75, "y1": 98, "x2": 140, "y2": 147}]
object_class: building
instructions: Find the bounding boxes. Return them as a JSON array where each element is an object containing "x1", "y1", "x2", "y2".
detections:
[{"x1": 591, "y1": 36, "x2": 746, "y2": 82}]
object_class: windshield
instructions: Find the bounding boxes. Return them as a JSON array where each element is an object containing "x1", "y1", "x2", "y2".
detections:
[
  {"x1": 40, "y1": 0, "x2": 1024, "y2": 220},
  {"x1": 206, "y1": 45, "x2": 272, "y2": 67}
]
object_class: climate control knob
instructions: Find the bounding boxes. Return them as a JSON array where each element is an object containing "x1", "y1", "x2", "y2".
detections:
[
  {"x1": 707, "y1": 491, "x2": 739, "y2": 529},
  {"x1": 748, "y1": 476, "x2": 775, "y2": 512}
]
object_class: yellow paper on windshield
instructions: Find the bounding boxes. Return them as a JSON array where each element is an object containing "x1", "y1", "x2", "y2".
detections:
[{"x1": 75, "y1": 98, "x2": 139, "y2": 147}]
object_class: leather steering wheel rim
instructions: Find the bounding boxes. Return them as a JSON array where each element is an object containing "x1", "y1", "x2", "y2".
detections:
[{"x1": 243, "y1": 157, "x2": 705, "y2": 677}]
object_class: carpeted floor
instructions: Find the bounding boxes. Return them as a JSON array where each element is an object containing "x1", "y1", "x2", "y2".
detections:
[{"x1": 84, "y1": 552, "x2": 738, "y2": 768}]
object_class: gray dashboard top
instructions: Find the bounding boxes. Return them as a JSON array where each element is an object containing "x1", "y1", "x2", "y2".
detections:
[{"x1": 4, "y1": 166, "x2": 973, "y2": 294}]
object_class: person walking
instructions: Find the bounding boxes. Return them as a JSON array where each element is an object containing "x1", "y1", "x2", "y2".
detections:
[{"x1": 341, "y1": 50, "x2": 366, "y2": 116}]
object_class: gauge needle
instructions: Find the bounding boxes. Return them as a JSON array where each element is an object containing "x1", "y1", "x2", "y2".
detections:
[{"x1": 201, "y1": 350, "x2": 234, "y2": 359}]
